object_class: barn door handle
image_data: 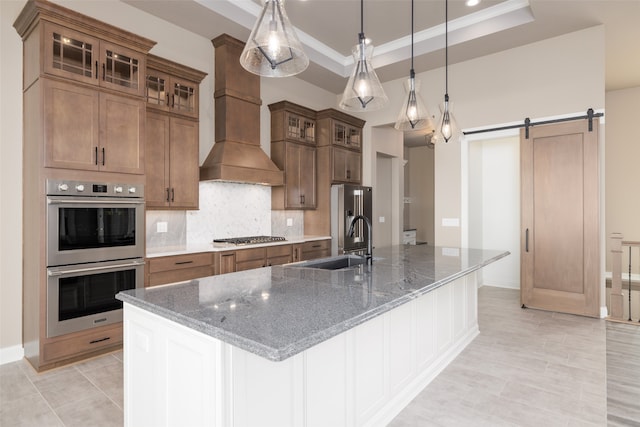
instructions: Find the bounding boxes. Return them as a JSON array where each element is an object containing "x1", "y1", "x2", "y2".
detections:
[{"x1": 525, "y1": 228, "x2": 529, "y2": 252}]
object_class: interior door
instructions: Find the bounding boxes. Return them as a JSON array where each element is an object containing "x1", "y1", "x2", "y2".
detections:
[{"x1": 520, "y1": 120, "x2": 599, "y2": 317}]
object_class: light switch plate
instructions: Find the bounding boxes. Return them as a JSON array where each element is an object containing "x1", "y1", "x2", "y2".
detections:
[
  {"x1": 442, "y1": 218, "x2": 460, "y2": 227},
  {"x1": 379, "y1": 216, "x2": 385, "y2": 223},
  {"x1": 286, "y1": 218, "x2": 293, "y2": 227}
]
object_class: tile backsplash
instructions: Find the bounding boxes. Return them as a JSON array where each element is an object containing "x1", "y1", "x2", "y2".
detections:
[{"x1": 146, "y1": 182, "x2": 305, "y2": 251}]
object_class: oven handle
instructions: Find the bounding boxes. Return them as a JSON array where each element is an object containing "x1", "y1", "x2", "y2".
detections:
[
  {"x1": 47, "y1": 197, "x2": 144, "y2": 205},
  {"x1": 47, "y1": 260, "x2": 145, "y2": 277}
]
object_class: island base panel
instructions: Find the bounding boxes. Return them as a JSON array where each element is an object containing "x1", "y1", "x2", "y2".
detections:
[{"x1": 123, "y1": 272, "x2": 479, "y2": 427}]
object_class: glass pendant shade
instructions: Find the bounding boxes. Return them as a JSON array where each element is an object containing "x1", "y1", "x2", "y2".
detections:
[
  {"x1": 339, "y1": 36, "x2": 388, "y2": 112},
  {"x1": 394, "y1": 71, "x2": 433, "y2": 131},
  {"x1": 432, "y1": 95, "x2": 461, "y2": 144},
  {"x1": 240, "y1": 0, "x2": 309, "y2": 77}
]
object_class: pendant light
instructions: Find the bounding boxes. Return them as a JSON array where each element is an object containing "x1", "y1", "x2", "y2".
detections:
[
  {"x1": 433, "y1": 0, "x2": 460, "y2": 143},
  {"x1": 394, "y1": 0, "x2": 433, "y2": 131},
  {"x1": 339, "y1": 0, "x2": 388, "y2": 112},
  {"x1": 240, "y1": 0, "x2": 309, "y2": 77}
]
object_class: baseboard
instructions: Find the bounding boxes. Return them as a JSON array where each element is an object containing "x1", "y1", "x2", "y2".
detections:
[
  {"x1": 0, "y1": 345, "x2": 24, "y2": 365},
  {"x1": 480, "y1": 281, "x2": 519, "y2": 290}
]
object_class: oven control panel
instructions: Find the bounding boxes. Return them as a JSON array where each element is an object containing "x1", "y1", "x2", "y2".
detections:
[{"x1": 46, "y1": 179, "x2": 144, "y2": 198}]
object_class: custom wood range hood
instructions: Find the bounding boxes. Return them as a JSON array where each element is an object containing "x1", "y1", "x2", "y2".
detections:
[{"x1": 199, "y1": 34, "x2": 284, "y2": 186}]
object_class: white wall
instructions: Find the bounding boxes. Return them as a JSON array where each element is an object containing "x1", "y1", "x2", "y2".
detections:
[
  {"x1": 468, "y1": 135, "x2": 521, "y2": 289},
  {"x1": 0, "y1": 0, "x2": 25, "y2": 363}
]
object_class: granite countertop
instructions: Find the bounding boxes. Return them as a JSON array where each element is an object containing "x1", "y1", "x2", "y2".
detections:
[
  {"x1": 146, "y1": 235, "x2": 331, "y2": 258},
  {"x1": 118, "y1": 245, "x2": 509, "y2": 362}
]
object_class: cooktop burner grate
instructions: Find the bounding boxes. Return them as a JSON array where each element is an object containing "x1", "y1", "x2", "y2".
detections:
[{"x1": 213, "y1": 236, "x2": 287, "y2": 245}]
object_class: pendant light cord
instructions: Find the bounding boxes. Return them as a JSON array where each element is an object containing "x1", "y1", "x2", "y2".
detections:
[
  {"x1": 411, "y1": 0, "x2": 414, "y2": 71},
  {"x1": 360, "y1": 0, "x2": 364, "y2": 36},
  {"x1": 445, "y1": 0, "x2": 449, "y2": 95}
]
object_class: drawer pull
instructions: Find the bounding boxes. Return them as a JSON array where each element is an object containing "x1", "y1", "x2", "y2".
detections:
[
  {"x1": 174, "y1": 260, "x2": 194, "y2": 265},
  {"x1": 89, "y1": 337, "x2": 110, "y2": 345},
  {"x1": 312, "y1": 244, "x2": 321, "y2": 248}
]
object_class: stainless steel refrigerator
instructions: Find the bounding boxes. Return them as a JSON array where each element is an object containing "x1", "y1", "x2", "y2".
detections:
[{"x1": 330, "y1": 184, "x2": 373, "y2": 255}]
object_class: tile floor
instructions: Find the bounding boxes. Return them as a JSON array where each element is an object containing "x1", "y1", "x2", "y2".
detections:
[
  {"x1": 0, "y1": 286, "x2": 637, "y2": 426},
  {"x1": 0, "y1": 350, "x2": 123, "y2": 426},
  {"x1": 606, "y1": 321, "x2": 640, "y2": 426}
]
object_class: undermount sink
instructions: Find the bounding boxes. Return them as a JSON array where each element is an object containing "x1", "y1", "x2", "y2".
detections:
[{"x1": 289, "y1": 255, "x2": 368, "y2": 271}]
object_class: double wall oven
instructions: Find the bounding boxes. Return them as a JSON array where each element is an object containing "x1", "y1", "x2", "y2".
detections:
[{"x1": 46, "y1": 179, "x2": 144, "y2": 337}]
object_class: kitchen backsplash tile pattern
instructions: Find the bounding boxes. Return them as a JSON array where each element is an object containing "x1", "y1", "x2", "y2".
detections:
[
  {"x1": 186, "y1": 181, "x2": 272, "y2": 245},
  {"x1": 146, "y1": 182, "x2": 307, "y2": 252}
]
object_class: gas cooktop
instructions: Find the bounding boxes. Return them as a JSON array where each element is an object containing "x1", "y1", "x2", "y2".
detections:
[{"x1": 213, "y1": 236, "x2": 287, "y2": 245}]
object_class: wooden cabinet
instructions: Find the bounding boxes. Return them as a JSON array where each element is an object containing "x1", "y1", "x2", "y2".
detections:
[
  {"x1": 43, "y1": 22, "x2": 147, "y2": 97},
  {"x1": 43, "y1": 77, "x2": 145, "y2": 174},
  {"x1": 292, "y1": 239, "x2": 331, "y2": 262},
  {"x1": 235, "y1": 245, "x2": 292, "y2": 272},
  {"x1": 144, "y1": 56, "x2": 206, "y2": 209},
  {"x1": 146, "y1": 113, "x2": 199, "y2": 209},
  {"x1": 305, "y1": 109, "x2": 365, "y2": 236},
  {"x1": 147, "y1": 252, "x2": 214, "y2": 287},
  {"x1": 316, "y1": 108, "x2": 365, "y2": 185},
  {"x1": 332, "y1": 146, "x2": 361, "y2": 184},
  {"x1": 269, "y1": 101, "x2": 317, "y2": 210},
  {"x1": 14, "y1": 0, "x2": 156, "y2": 371},
  {"x1": 271, "y1": 142, "x2": 316, "y2": 209},
  {"x1": 146, "y1": 55, "x2": 203, "y2": 119}
]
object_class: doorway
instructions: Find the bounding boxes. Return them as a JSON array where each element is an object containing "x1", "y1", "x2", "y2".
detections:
[{"x1": 375, "y1": 153, "x2": 393, "y2": 248}]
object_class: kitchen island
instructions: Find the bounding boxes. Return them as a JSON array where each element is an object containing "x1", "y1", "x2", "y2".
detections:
[{"x1": 117, "y1": 245, "x2": 508, "y2": 427}]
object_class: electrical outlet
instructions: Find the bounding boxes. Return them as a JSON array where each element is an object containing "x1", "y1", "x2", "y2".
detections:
[
  {"x1": 286, "y1": 218, "x2": 293, "y2": 227},
  {"x1": 156, "y1": 221, "x2": 168, "y2": 233},
  {"x1": 379, "y1": 216, "x2": 385, "y2": 223}
]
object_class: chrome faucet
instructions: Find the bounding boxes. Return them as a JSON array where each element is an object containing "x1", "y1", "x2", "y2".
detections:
[{"x1": 348, "y1": 215, "x2": 373, "y2": 265}]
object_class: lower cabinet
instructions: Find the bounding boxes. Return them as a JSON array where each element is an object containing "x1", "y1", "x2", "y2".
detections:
[
  {"x1": 235, "y1": 245, "x2": 293, "y2": 272},
  {"x1": 42, "y1": 323, "x2": 122, "y2": 366},
  {"x1": 147, "y1": 252, "x2": 214, "y2": 287},
  {"x1": 293, "y1": 239, "x2": 331, "y2": 262}
]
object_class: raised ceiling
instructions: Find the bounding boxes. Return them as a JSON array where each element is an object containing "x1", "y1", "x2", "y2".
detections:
[{"x1": 124, "y1": 0, "x2": 640, "y2": 145}]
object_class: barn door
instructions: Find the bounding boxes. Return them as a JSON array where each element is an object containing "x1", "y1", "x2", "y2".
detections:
[{"x1": 520, "y1": 119, "x2": 599, "y2": 317}]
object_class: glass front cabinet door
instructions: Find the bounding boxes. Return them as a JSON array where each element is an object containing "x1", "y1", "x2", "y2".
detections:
[
  {"x1": 43, "y1": 22, "x2": 145, "y2": 97},
  {"x1": 146, "y1": 69, "x2": 200, "y2": 119}
]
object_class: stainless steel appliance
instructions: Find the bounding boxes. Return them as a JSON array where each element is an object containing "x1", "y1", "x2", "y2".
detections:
[
  {"x1": 47, "y1": 180, "x2": 144, "y2": 266},
  {"x1": 330, "y1": 184, "x2": 373, "y2": 255},
  {"x1": 46, "y1": 179, "x2": 145, "y2": 337}
]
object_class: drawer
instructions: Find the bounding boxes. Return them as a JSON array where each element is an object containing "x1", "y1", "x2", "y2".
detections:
[
  {"x1": 236, "y1": 259, "x2": 266, "y2": 272},
  {"x1": 301, "y1": 239, "x2": 330, "y2": 253},
  {"x1": 43, "y1": 323, "x2": 122, "y2": 363},
  {"x1": 148, "y1": 253, "x2": 213, "y2": 273},
  {"x1": 148, "y1": 265, "x2": 213, "y2": 287},
  {"x1": 235, "y1": 247, "x2": 266, "y2": 263},
  {"x1": 266, "y1": 244, "x2": 292, "y2": 258}
]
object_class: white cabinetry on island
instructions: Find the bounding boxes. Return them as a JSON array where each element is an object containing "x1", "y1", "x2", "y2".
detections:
[{"x1": 119, "y1": 245, "x2": 508, "y2": 427}]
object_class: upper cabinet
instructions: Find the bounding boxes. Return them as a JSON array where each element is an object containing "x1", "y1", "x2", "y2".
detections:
[
  {"x1": 43, "y1": 79, "x2": 145, "y2": 174},
  {"x1": 269, "y1": 101, "x2": 318, "y2": 210},
  {"x1": 316, "y1": 109, "x2": 366, "y2": 185},
  {"x1": 43, "y1": 22, "x2": 146, "y2": 97},
  {"x1": 144, "y1": 55, "x2": 206, "y2": 209},
  {"x1": 146, "y1": 55, "x2": 203, "y2": 119},
  {"x1": 14, "y1": 0, "x2": 156, "y2": 175}
]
